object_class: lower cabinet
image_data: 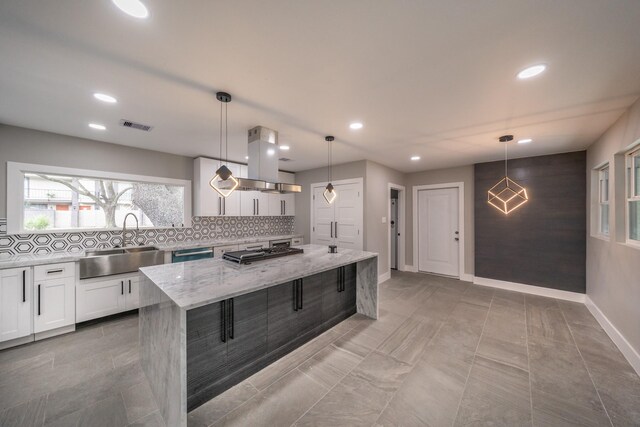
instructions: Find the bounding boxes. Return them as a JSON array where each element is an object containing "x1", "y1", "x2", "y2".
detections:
[
  {"x1": 0, "y1": 267, "x2": 32, "y2": 342},
  {"x1": 187, "y1": 289, "x2": 268, "y2": 410},
  {"x1": 186, "y1": 262, "x2": 359, "y2": 411},
  {"x1": 33, "y1": 275, "x2": 75, "y2": 334},
  {"x1": 76, "y1": 273, "x2": 139, "y2": 322}
]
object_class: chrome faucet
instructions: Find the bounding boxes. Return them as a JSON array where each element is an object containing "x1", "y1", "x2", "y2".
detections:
[{"x1": 122, "y1": 213, "x2": 139, "y2": 247}]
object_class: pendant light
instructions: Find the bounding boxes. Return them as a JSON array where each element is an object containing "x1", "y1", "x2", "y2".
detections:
[
  {"x1": 487, "y1": 135, "x2": 529, "y2": 214},
  {"x1": 323, "y1": 136, "x2": 337, "y2": 204},
  {"x1": 209, "y1": 92, "x2": 239, "y2": 198}
]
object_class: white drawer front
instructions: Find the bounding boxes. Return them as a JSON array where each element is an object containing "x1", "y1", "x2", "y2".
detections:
[
  {"x1": 213, "y1": 245, "x2": 239, "y2": 258},
  {"x1": 291, "y1": 238, "x2": 303, "y2": 246},
  {"x1": 34, "y1": 262, "x2": 75, "y2": 281},
  {"x1": 238, "y1": 242, "x2": 268, "y2": 251}
]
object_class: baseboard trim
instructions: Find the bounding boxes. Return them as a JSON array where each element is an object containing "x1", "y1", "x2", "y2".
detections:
[
  {"x1": 460, "y1": 273, "x2": 474, "y2": 282},
  {"x1": 378, "y1": 271, "x2": 391, "y2": 284},
  {"x1": 585, "y1": 296, "x2": 640, "y2": 376},
  {"x1": 0, "y1": 334, "x2": 34, "y2": 350},
  {"x1": 404, "y1": 265, "x2": 418, "y2": 273},
  {"x1": 34, "y1": 324, "x2": 76, "y2": 341},
  {"x1": 473, "y1": 276, "x2": 585, "y2": 303}
]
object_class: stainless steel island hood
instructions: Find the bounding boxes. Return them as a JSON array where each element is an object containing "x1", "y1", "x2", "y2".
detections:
[{"x1": 233, "y1": 126, "x2": 301, "y2": 193}]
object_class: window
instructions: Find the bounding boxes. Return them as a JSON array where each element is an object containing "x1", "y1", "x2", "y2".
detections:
[
  {"x1": 598, "y1": 165, "x2": 610, "y2": 236},
  {"x1": 627, "y1": 148, "x2": 640, "y2": 243},
  {"x1": 7, "y1": 162, "x2": 191, "y2": 234}
]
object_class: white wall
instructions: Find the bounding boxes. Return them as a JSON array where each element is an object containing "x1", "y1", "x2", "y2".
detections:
[{"x1": 586, "y1": 98, "x2": 640, "y2": 356}]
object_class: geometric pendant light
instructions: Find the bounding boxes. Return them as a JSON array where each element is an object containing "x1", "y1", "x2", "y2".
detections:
[
  {"x1": 209, "y1": 91, "x2": 239, "y2": 198},
  {"x1": 487, "y1": 135, "x2": 529, "y2": 214},
  {"x1": 323, "y1": 136, "x2": 337, "y2": 204}
]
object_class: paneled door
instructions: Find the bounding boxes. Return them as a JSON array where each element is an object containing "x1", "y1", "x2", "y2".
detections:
[
  {"x1": 418, "y1": 188, "x2": 459, "y2": 277},
  {"x1": 311, "y1": 180, "x2": 363, "y2": 250},
  {"x1": 312, "y1": 186, "x2": 335, "y2": 246}
]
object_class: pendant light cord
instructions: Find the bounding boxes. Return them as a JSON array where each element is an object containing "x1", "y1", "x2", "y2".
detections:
[
  {"x1": 328, "y1": 139, "x2": 331, "y2": 183},
  {"x1": 225, "y1": 101, "x2": 229, "y2": 165},
  {"x1": 219, "y1": 102, "x2": 223, "y2": 168},
  {"x1": 505, "y1": 140, "x2": 508, "y2": 177}
]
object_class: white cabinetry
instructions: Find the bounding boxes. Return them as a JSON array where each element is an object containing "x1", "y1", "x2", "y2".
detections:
[
  {"x1": 241, "y1": 191, "x2": 269, "y2": 216},
  {"x1": 0, "y1": 268, "x2": 32, "y2": 342},
  {"x1": 194, "y1": 157, "x2": 242, "y2": 217},
  {"x1": 76, "y1": 273, "x2": 139, "y2": 323},
  {"x1": 268, "y1": 172, "x2": 296, "y2": 216},
  {"x1": 33, "y1": 263, "x2": 75, "y2": 334}
]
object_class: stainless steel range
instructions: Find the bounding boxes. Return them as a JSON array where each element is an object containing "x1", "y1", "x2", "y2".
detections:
[{"x1": 223, "y1": 246, "x2": 304, "y2": 264}]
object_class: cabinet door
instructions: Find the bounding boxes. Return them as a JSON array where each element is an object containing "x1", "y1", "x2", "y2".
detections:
[
  {"x1": 297, "y1": 273, "x2": 323, "y2": 337},
  {"x1": 340, "y1": 264, "x2": 357, "y2": 316},
  {"x1": 268, "y1": 193, "x2": 284, "y2": 216},
  {"x1": 76, "y1": 277, "x2": 125, "y2": 322},
  {"x1": 194, "y1": 157, "x2": 220, "y2": 217},
  {"x1": 282, "y1": 193, "x2": 295, "y2": 216},
  {"x1": 333, "y1": 183, "x2": 363, "y2": 250},
  {"x1": 227, "y1": 289, "x2": 268, "y2": 373},
  {"x1": 256, "y1": 192, "x2": 270, "y2": 216},
  {"x1": 267, "y1": 281, "x2": 298, "y2": 353},
  {"x1": 34, "y1": 277, "x2": 75, "y2": 333},
  {"x1": 187, "y1": 301, "x2": 228, "y2": 401},
  {"x1": 240, "y1": 191, "x2": 258, "y2": 217},
  {"x1": 222, "y1": 162, "x2": 242, "y2": 216},
  {"x1": 321, "y1": 268, "x2": 342, "y2": 324},
  {"x1": 0, "y1": 268, "x2": 32, "y2": 342},
  {"x1": 125, "y1": 276, "x2": 139, "y2": 311}
]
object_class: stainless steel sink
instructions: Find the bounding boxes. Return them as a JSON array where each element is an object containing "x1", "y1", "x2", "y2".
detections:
[{"x1": 80, "y1": 246, "x2": 165, "y2": 279}]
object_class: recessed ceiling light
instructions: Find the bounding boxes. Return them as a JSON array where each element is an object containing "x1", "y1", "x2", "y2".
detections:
[
  {"x1": 112, "y1": 0, "x2": 149, "y2": 19},
  {"x1": 267, "y1": 148, "x2": 275, "y2": 156},
  {"x1": 279, "y1": 145, "x2": 290, "y2": 151},
  {"x1": 89, "y1": 123, "x2": 106, "y2": 130},
  {"x1": 245, "y1": 156, "x2": 249, "y2": 160},
  {"x1": 349, "y1": 122, "x2": 363, "y2": 130},
  {"x1": 517, "y1": 64, "x2": 546, "y2": 79},
  {"x1": 93, "y1": 93, "x2": 117, "y2": 103},
  {"x1": 410, "y1": 156, "x2": 420, "y2": 161},
  {"x1": 518, "y1": 138, "x2": 533, "y2": 144}
]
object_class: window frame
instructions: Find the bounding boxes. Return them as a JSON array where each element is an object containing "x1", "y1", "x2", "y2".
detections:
[
  {"x1": 597, "y1": 164, "x2": 610, "y2": 237},
  {"x1": 626, "y1": 148, "x2": 640, "y2": 246},
  {"x1": 6, "y1": 162, "x2": 192, "y2": 235}
]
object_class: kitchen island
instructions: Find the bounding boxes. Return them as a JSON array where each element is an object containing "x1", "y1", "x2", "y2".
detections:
[{"x1": 138, "y1": 244, "x2": 378, "y2": 427}]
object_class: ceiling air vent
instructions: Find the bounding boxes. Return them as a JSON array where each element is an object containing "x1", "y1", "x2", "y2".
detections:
[
  {"x1": 279, "y1": 157, "x2": 291, "y2": 162},
  {"x1": 119, "y1": 119, "x2": 153, "y2": 132}
]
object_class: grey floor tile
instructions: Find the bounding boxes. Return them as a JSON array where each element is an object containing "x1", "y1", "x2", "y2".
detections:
[
  {"x1": 44, "y1": 362, "x2": 145, "y2": 424},
  {"x1": 525, "y1": 295, "x2": 574, "y2": 344},
  {"x1": 0, "y1": 394, "x2": 47, "y2": 427},
  {"x1": 121, "y1": 381, "x2": 158, "y2": 424},
  {"x1": 350, "y1": 351, "x2": 412, "y2": 393},
  {"x1": 454, "y1": 356, "x2": 531, "y2": 426},
  {"x1": 557, "y1": 300, "x2": 601, "y2": 329},
  {"x1": 298, "y1": 344, "x2": 363, "y2": 389},
  {"x1": 75, "y1": 394, "x2": 128, "y2": 427},
  {"x1": 128, "y1": 410, "x2": 165, "y2": 427},
  {"x1": 295, "y1": 373, "x2": 391, "y2": 427},
  {"x1": 215, "y1": 369, "x2": 326, "y2": 427},
  {"x1": 476, "y1": 334, "x2": 529, "y2": 371},
  {"x1": 377, "y1": 316, "x2": 441, "y2": 365},
  {"x1": 187, "y1": 381, "x2": 258, "y2": 427},
  {"x1": 460, "y1": 285, "x2": 495, "y2": 307}
]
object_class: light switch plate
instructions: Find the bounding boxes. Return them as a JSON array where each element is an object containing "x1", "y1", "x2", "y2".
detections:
[{"x1": 382, "y1": 217, "x2": 387, "y2": 223}]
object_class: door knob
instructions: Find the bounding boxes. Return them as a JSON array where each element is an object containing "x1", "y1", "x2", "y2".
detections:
[
  {"x1": 455, "y1": 231, "x2": 459, "y2": 234},
  {"x1": 454, "y1": 237, "x2": 459, "y2": 241}
]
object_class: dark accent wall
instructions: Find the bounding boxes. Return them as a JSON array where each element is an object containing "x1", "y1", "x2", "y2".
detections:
[{"x1": 474, "y1": 151, "x2": 586, "y2": 293}]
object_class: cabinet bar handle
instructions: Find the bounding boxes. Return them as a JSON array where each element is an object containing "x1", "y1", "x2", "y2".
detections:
[
  {"x1": 223, "y1": 198, "x2": 226, "y2": 216},
  {"x1": 47, "y1": 268, "x2": 63, "y2": 274},
  {"x1": 257, "y1": 199, "x2": 259, "y2": 215},
  {"x1": 129, "y1": 280, "x2": 132, "y2": 294},
  {"x1": 293, "y1": 282, "x2": 298, "y2": 312},
  {"x1": 221, "y1": 300, "x2": 226, "y2": 343},
  {"x1": 299, "y1": 279, "x2": 303, "y2": 310},
  {"x1": 330, "y1": 221, "x2": 333, "y2": 238},
  {"x1": 121, "y1": 281, "x2": 124, "y2": 295},
  {"x1": 174, "y1": 249, "x2": 213, "y2": 257},
  {"x1": 229, "y1": 298, "x2": 234, "y2": 340},
  {"x1": 218, "y1": 198, "x2": 222, "y2": 215},
  {"x1": 253, "y1": 199, "x2": 256, "y2": 215},
  {"x1": 37, "y1": 284, "x2": 41, "y2": 315},
  {"x1": 335, "y1": 222, "x2": 338, "y2": 239},
  {"x1": 342, "y1": 267, "x2": 346, "y2": 292},
  {"x1": 22, "y1": 270, "x2": 26, "y2": 302}
]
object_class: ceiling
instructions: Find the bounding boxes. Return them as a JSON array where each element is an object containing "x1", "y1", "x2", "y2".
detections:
[{"x1": 1, "y1": 1, "x2": 640, "y2": 173}]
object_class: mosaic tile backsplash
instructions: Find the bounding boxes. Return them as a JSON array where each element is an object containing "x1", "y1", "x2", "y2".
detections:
[{"x1": 0, "y1": 217, "x2": 295, "y2": 255}]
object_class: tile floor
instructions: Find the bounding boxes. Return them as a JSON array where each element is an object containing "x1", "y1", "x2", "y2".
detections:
[{"x1": 1, "y1": 271, "x2": 639, "y2": 426}]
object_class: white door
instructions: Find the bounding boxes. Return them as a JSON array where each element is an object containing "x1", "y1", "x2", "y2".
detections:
[
  {"x1": 390, "y1": 198, "x2": 398, "y2": 269},
  {"x1": 312, "y1": 186, "x2": 335, "y2": 246},
  {"x1": 34, "y1": 277, "x2": 75, "y2": 333},
  {"x1": 0, "y1": 268, "x2": 32, "y2": 342},
  {"x1": 418, "y1": 188, "x2": 459, "y2": 277},
  {"x1": 333, "y1": 183, "x2": 363, "y2": 250}
]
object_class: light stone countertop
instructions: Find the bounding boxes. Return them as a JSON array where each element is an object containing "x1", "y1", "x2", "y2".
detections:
[
  {"x1": 139, "y1": 244, "x2": 378, "y2": 310},
  {"x1": 0, "y1": 234, "x2": 303, "y2": 269}
]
